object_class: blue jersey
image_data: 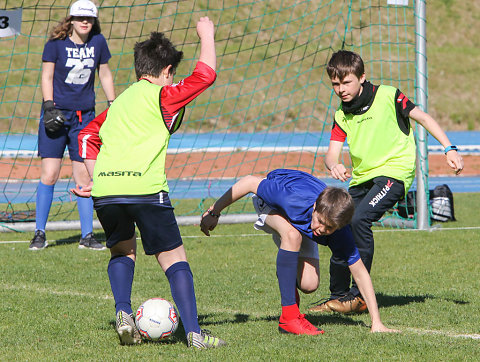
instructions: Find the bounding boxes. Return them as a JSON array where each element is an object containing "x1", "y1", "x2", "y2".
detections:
[
  {"x1": 256, "y1": 169, "x2": 360, "y2": 265},
  {"x1": 42, "y1": 33, "x2": 111, "y2": 111}
]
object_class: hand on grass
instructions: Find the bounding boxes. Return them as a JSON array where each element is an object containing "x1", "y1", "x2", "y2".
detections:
[{"x1": 370, "y1": 321, "x2": 400, "y2": 333}]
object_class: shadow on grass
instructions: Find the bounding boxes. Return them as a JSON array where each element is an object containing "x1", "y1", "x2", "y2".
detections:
[
  {"x1": 306, "y1": 313, "x2": 366, "y2": 328},
  {"x1": 196, "y1": 312, "x2": 366, "y2": 329},
  {"x1": 54, "y1": 233, "x2": 82, "y2": 246},
  {"x1": 194, "y1": 291, "x2": 469, "y2": 329},
  {"x1": 52, "y1": 232, "x2": 107, "y2": 247},
  {"x1": 104, "y1": 312, "x2": 365, "y2": 346},
  {"x1": 101, "y1": 291, "x2": 469, "y2": 344},
  {"x1": 375, "y1": 292, "x2": 468, "y2": 307},
  {"x1": 108, "y1": 319, "x2": 185, "y2": 345}
]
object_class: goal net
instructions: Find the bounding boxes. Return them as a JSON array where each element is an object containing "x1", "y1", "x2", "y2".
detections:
[{"x1": 0, "y1": 0, "x2": 423, "y2": 229}]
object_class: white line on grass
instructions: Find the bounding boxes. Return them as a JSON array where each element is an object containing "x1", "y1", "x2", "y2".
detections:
[
  {"x1": 183, "y1": 233, "x2": 266, "y2": 238},
  {"x1": 2, "y1": 283, "x2": 113, "y2": 300},
  {"x1": 405, "y1": 327, "x2": 480, "y2": 340},
  {"x1": 0, "y1": 239, "x2": 30, "y2": 244},
  {"x1": 0, "y1": 233, "x2": 269, "y2": 244},
  {"x1": 1, "y1": 227, "x2": 480, "y2": 245},
  {"x1": 4, "y1": 281, "x2": 480, "y2": 340},
  {"x1": 373, "y1": 226, "x2": 480, "y2": 233}
]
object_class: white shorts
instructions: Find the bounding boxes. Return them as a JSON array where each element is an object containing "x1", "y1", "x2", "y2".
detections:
[{"x1": 252, "y1": 195, "x2": 319, "y2": 260}]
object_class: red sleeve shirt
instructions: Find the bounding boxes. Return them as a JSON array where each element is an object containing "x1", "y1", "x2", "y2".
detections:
[
  {"x1": 78, "y1": 61, "x2": 216, "y2": 159},
  {"x1": 79, "y1": 108, "x2": 107, "y2": 159},
  {"x1": 161, "y1": 61, "x2": 216, "y2": 117},
  {"x1": 330, "y1": 122, "x2": 347, "y2": 142}
]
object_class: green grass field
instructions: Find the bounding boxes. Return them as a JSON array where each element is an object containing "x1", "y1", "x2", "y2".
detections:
[{"x1": 1, "y1": 193, "x2": 479, "y2": 360}]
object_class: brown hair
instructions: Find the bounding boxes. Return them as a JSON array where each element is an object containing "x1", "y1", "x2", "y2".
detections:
[
  {"x1": 314, "y1": 187, "x2": 354, "y2": 229},
  {"x1": 326, "y1": 50, "x2": 364, "y2": 81},
  {"x1": 134, "y1": 32, "x2": 183, "y2": 80},
  {"x1": 49, "y1": 16, "x2": 101, "y2": 40}
]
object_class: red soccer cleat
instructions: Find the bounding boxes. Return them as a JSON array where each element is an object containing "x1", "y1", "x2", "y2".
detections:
[{"x1": 278, "y1": 314, "x2": 325, "y2": 335}]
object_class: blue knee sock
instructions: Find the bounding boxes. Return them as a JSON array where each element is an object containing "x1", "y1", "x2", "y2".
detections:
[
  {"x1": 77, "y1": 196, "x2": 93, "y2": 237},
  {"x1": 35, "y1": 182, "x2": 54, "y2": 232},
  {"x1": 277, "y1": 249, "x2": 299, "y2": 306},
  {"x1": 108, "y1": 256, "x2": 135, "y2": 314},
  {"x1": 165, "y1": 261, "x2": 201, "y2": 335}
]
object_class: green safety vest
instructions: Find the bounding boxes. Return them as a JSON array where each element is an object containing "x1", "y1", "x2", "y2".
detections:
[
  {"x1": 334, "y1": 85, "x2": 416, "y2": 194},
  {"x1": 92, "y1": 80, "x2": 184, "y2": 197}
]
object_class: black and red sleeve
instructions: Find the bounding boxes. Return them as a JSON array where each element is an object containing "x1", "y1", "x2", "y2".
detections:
[
  {"x1": 330, "y1": 121, "x2": 347, "y2": 142},
  {"x1": 395, "y1": 89, "x2": 416, "y2": 135}
]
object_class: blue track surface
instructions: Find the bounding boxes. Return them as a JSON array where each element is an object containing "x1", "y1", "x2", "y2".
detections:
[
  {"x1": 1, "y1": 131, "x2": 479, "y2": 156},
  {"x1": 1, "y1": 176, "x2": 479, "y2": 204},
  {"x1": 1, "y1": 131, "x2": 479, "y2": 203}
]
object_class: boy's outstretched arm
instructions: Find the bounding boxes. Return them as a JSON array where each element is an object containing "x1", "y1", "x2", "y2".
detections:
[
  {"x1": 200, "y1": 175, "x2": 263, "y2": 236},
  {"x1": 196, "y1": 16, "x2": 216, "y2": 71},
  {"x1": 325, "y1": 140, "x2": 351, "y2": 182},
  {"x1": 349, "y1": 259, "x2": 399, "y2": 333},
  {"x1": 409, "y1": 107, "x2": 464, "y2": 175}
]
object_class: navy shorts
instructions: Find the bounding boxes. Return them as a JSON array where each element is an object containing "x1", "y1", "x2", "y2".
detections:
[
  {"x1": 38, "y1": 108, "x2": 95, "y2": 162},
  {"x1": 95, "y1": 202, "x2": 183, "y2": 255}
]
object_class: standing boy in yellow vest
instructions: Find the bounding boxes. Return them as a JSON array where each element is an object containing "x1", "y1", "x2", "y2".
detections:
[
  {"x1": 72, "y1": 17, "x2": 226, "y2": 349},
  {"x1": 309, "y1": 50, "x2": 464, "y2": 313}
]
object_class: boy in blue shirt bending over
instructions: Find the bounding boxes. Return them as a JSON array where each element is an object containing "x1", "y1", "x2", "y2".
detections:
[{"x1": 201, "y1": 168, "x2": 397, "y2": 335}]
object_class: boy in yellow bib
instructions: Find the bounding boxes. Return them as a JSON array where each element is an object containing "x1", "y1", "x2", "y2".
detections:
[
  {"x1": 310, "y1": 50, "x2": 464, "y2": 313},
  {"x1": 72, "y1": 17, "x2": 226, "y2": 349}
]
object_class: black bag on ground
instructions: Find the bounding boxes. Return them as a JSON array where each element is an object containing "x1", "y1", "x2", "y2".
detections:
[
  {"x1": 429, "y1": 184, "x2": 455, "y2": 222},
  {"x1": 396, "y1": 184, "x2": 455, "y2": 222}
]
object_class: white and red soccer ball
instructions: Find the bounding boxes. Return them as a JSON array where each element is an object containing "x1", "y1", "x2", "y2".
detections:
[{"x1": 135, "y1": 298, "x2": 179, "y2": 341}]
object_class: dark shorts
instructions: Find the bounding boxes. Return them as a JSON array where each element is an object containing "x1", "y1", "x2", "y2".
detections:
[
  {"x1": 95, "y1": 202, "x2": 183, "y2": 255},
  {"x1": 38, "y1": 108, "x2": 95, "y2": 162}
]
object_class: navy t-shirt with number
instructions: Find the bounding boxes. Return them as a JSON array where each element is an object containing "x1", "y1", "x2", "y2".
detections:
[
  {"x1": 42, "y1": 33, "x2": 111, "y2": 111},
  {"x1": 256, "y1": 169, "x2": 360, "y2": 265}
]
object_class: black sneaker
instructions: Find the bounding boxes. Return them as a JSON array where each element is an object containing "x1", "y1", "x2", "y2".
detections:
[
  {"x1": 78, "y1": 232, "x2": 106, "y2": 250},
  {"x1": 29, "y1": 230, "x2": 48, "y2": 250}
]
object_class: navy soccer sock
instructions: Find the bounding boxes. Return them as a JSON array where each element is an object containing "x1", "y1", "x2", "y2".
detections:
[
  {"x1": 276, "y1": 248, "x2": 299, "y2": 307},
  {"x1": 165, "y1": 261, "x2": 201, "y2": 335},
  {"x1": 108, "y1": 256, "x2": 135, "y2": 315},
  {"x1": 76, "y1": 196, "x2": 93, "y2": 238},
  {"x1": 35, "y1": 182, "x2": 54, "y2": 232}
]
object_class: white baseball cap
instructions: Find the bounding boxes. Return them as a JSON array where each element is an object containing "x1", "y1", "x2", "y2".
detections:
[{"x1": 70, "y1": 0, "x2": 98, "y2": 18}]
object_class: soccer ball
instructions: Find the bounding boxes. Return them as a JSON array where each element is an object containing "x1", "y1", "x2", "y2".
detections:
[{"x1": 135, "y1": 298, "x2": 179, "y2": 341}]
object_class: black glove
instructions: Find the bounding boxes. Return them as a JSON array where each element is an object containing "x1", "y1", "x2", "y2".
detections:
[{"x1": 43, "y1": 100, "x2": 66, "y2": 133}]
